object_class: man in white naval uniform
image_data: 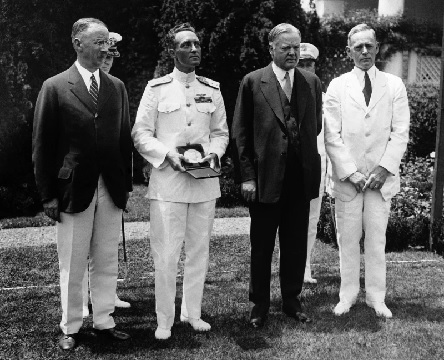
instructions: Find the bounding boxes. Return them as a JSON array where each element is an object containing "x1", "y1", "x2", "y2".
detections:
[
  {"x1": 132, "y1": 23, "x2": 229, "y2": 340},
  {"x1": 324, "y1": 24, "x2": 410, "y2": 318},
  {"x1": 296, "y1": 43, "x2": 328, "y2": 284}
]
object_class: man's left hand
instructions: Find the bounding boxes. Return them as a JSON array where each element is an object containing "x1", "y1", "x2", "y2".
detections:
[
  {"x1": 200, "y1": 153, "x2": 219, "y2": 171},
  {"x1": 362, "y1": 166, "x2": 390, "y2": 191}
]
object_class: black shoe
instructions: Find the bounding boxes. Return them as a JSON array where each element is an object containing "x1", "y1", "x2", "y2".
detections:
[
  {"x1": 249, "y1": 315, "x2": 266, "y2": 328},
  {"x1": 59, "y1": 334, "x2": 77, "y2": 350},
  {"x1": 283, "y1": 310, "x2": 312, "y2": 323},
  {"x1": 249, "y1": 305, "x2": 267, "y2": 328},
  {"x1": 95, "y1": 328, "x2": 131, "y2": 341}
]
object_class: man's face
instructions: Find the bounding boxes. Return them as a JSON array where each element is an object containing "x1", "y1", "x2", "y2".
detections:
[
  {"x1": 169, "y1": 30, "x2": 201, "y2": 73},
  {"x1": 297, "y1": 59, "x2": 316, "y2": 74},
  {"x1": 75, "y1": 23, "x2": 109, "y2": 71},
  {"x1": 269, "y1": 31, "x2": 301, "y2": 71},
  {"x1": 101, "y1": 55, "x2": 114, "y2": 73},
  {"x1": 346, "y1": 30, "x2": 379, "y2": 71}
]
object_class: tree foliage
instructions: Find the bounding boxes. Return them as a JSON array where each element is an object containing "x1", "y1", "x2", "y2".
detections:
[{"x1": 0, "y1": 0, "x2": 442, "y2": 217}]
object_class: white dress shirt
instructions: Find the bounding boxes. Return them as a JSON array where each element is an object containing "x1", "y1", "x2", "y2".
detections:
[
  {"x1": 272, "y1": 62, "x2": 295, "y2": 89},
  {"x1": 352, "y1": 65, "x2": 376, "y2": 93},
  {"x1": 75, "y1": 60, "x2": 101, "y2": 91}
]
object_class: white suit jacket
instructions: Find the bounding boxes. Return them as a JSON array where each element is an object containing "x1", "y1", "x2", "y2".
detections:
[
  {"x1": 132, "y1": 68, "x2": 229, "y2": 203},
  {"x1": 324, "y1": 68, "x2": 410, "y2": 202}
]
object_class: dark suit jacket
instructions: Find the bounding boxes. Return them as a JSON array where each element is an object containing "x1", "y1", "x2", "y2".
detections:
[
  {"x1": 231, "y1": 63, "x2": 322, "y2": 203},
  {"x1": 32, "y1": 64, "x2": 133, "y2": 213}
]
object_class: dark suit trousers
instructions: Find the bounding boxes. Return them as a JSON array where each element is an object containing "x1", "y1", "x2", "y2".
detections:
[{"x1": 248, "y1": 153, "x2": 310, "y2": 315}]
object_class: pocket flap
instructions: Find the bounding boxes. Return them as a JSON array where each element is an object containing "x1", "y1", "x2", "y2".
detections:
[
  {"x1": 158, "y1": 102, "x2": 180, "y2": 113},
  {"x1": 58, "y1": 167, "x2": 72, "y2": 179},
  {"x1": 195, "y1": 103, "x2": 216, "y2": 114}
]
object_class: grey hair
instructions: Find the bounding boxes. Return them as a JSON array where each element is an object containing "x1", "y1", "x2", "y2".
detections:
[
  {"x1": 347, "y1": 23, "x2": 377, "y2": 46},
  {"x1": 71, "y1": 18, "x2": 107, "y2": 44},
  {"x1": 268, "y1": 23, "x2": 301, "y2": 45}
]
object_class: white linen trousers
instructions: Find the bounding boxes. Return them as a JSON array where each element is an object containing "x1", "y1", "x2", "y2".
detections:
[
  {"x1": 57, "y1": 175, "x2": 121, "y2": 334},
  {"x1": 335, "y1": 189, "x2": 391, "y2": 304},
  {"x1": 150, "y1": 199, "x2": 216, "y2": 329}
]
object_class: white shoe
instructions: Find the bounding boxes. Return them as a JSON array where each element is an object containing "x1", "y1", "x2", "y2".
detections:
[
  {"x1": 180, "y1": 314, "x2": 211, "y2": 332},
  {"x1": 304, "y1": 276, "x2": 318, "y2": 284},
  {"x1": 115, "y1": 295, "x2": 131, "y2": 308},
  {"x1": 366, "y1": 301, "x2": 392, "y2": 318},
  {"x1": 333, "y1": 301, "x2": 354, "y2": 316},
  {"x1": 154, "y1": 327, "x2": 171, "y2": 340},
  {"x1": 83, "y1": 306, "x2": 90, "y2": 318}
]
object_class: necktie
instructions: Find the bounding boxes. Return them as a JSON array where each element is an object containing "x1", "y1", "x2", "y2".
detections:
[
  {"x1": 283, "y1": 71, "x2": 292, "y2": 102},
  {"x1": 89, "y1": 74, "x2": 99, "y2": 109},
  {"x1": 363, "y1": 71, "x2": 372, "y2": 106}
]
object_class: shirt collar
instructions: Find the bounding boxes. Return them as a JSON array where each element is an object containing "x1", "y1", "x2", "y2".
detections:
[
  {"x1": 75, "y1": 60, "x2": 101, "y2": 88},
  {"x1": 352, "y1": 65, "x2": 376, "y2": 84},
  {"x1": 271, "y1": 62, "x2": 294, "y2": 81},
  {"x1": 172, "y1": 67, "x2": 196, "y2": 84}
]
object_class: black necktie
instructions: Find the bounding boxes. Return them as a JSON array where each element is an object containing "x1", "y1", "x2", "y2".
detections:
[
  {"x1": 89, "y1": 74, "x2": 99, "y2": 109},
  {"x1": 363, "y1": 71, "x2": 372, "y2": 106}
]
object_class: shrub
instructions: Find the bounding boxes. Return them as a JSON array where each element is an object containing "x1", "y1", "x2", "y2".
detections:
[{"x1": 405, "y1": 84, "x2": 439, "y2": 158}]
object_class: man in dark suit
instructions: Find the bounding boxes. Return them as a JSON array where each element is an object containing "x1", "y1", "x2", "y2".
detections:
[
  {"x1": 231, "y1": 23, "x2": 322, "y2": 328},
  {"x1": 32, "y1": 18, "x2": 132, "y2": 350}
]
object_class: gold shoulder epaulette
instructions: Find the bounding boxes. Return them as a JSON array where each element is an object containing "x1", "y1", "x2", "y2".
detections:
[
  {"x1": 149, "y1": 75, "x2": 173, "y2": 87},
  {"x1": 196, "y1": 76, "x2": 220, "y2": 89}
]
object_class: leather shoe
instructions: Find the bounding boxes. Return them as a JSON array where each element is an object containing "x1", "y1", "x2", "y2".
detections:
[
  {"x1": 59, "y1": 334, "x2": 76, "y2": 350},
  {"x1": 95, "y1": 328, "x2": 131, "y2": 341},
  {"x1": 283, "y1": 310, "x2": 312, "y2": 323},
  {"x1": 249, "y1": 315, "x2": 266, "y2": 328}
]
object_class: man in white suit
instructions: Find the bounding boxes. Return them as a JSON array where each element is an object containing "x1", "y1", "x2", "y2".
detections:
[
  {"x1": 297, "y1": 43, "x2": 328, "y2": 284},
  {"x1": 324, "y1": 24, "x2": 410, "y2": 318},
  {"x1": 132, "y1": 23, "x2": 228, "y2": 340}
]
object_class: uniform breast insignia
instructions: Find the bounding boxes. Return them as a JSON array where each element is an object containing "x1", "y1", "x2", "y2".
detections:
[
  {"x1": 196, "y1": 76, "x2": 220, "y2": 89},
  {"x1": 149, "y1": 75, "x2": 173, "y2": 87},
  {"x1": 194, "y1": 94, "x2": 213, "y2": 103}
]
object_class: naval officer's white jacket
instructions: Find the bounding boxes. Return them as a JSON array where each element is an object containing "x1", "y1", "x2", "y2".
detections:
[
  {"x1": 132, "y1": 68, "x2": 229, "y2": 202},
  {"x1": 324, "y1": 66, "x2": 410, "y2": 201}
]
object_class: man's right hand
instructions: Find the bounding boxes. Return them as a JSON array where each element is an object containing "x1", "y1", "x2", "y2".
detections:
[
  {"x1": 241, "y1": 179, "x2": 257, "y2": 202},
  {"x1": 347, "y1": 172, "x2": 368, "y2": 193},
  {"x1": 166, "y1": 151, "x2": 186, "y2": 172},
  {"x1": 43, "y1": 198, "x2": 61, "y2": 222}
]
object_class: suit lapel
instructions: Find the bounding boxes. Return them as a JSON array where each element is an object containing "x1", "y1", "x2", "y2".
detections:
[
  {"x1": 293, "y1": 68, "x2": 308, "y2": 126},
  {"x1": 346, "y1": 72, "x2": 367, "y2": 111},
  {"x1": 68, "y1": 64, "x2": 96, "y2": 114},
  {"x1": 97, "y1": 70, "x2": 116, "y2": 113},
  {"x1": 367, "y1": 69, "x2": 387, "y2": 112},
  {"x1": 260, "y1": 64, "x2": 285, "y2": 126}
]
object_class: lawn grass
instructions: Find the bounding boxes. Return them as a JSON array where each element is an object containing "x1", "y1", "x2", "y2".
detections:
[
  {"x1": 0, "y1": 184, "x2": 249, "y2": 229},
  {"x1": 1, "y1": 233, "x2": 444, "y2": 360}
]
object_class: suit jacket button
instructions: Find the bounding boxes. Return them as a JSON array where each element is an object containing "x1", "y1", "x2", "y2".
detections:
[
  {"x1": 186, "y1": 103, "x2": 191, "y2": 107},
  {"x1": 365, "y1": 114, "x2": 370, "y2": 118},
  {"x1": 281, "y1": 152, "x2": 286, "y2": 156},
  {"x1": 94, "y1": 113, "x2": 98, "y2": 118},
  {"x1": 282, "y1": 135, "x2": 287, "y2": 140}
]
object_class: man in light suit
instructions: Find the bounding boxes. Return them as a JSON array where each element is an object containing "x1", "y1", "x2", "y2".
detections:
[
  {"x1": 32, "y1": 18, "x2": 132, "y2": 350},
  {"x1": 296, "y1": 43, "x2": 328, "y2": 284},
  {"x1": 132, "y1": 23, "x2": 228, "y2": 340},
  {"x1": 324, "y1": 24, "x2": 410, "y2": 318},
  {"x1": 232, "y1": 23, "x2": 322, "y2": 328}
]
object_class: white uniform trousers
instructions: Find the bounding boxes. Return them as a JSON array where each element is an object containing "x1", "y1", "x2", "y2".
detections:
[
  {"x1": 335, "y1": 189, "x2": 391, "y2": 304},
  {"x1": 57, "y1": 175, "x2": 121, "y2": 334},
  {"x1": 305, "y1": 195, "x2": 322, "y2": 278},
  {"x1": 150, "y1": 199, "x2": 216, "y2": 329}
]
